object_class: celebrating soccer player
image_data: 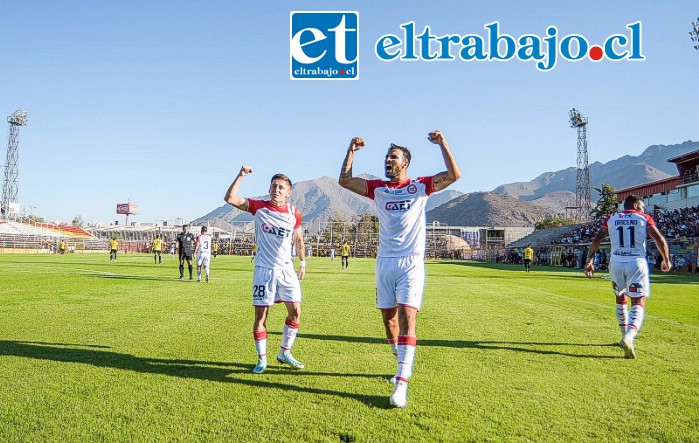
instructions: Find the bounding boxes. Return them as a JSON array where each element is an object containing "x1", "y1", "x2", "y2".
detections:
[
  {"x1": 585, "y1": 195, "x2": 671, "y2": 359},
  {"x1": 224, "y1": 165, "x2": 307, "y2": 374},
  {"x1": 338, "y1": 130, "x2": 461, "y2": 408}
]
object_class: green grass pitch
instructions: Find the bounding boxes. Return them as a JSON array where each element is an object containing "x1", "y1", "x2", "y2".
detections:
[{"x1": 0, "y1": 254, "x2": 697, "y2": 442}]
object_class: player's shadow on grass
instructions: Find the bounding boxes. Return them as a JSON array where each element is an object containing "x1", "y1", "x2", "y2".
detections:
[
  {"x1": 0, "y1": 340, "x2": 392, "y2": 408},
  {"x1": 284, "y1": 332, "x2": 619, "y2": 359}
]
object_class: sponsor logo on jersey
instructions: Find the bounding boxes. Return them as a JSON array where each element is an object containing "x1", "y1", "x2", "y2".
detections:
[
  {"x1": 261, "y1": 223, "x2": 292, "y2": 238},
  {"x1": 385, "y1": 200, "x2": 412, "y2": 211},
  {"x1": 613, "y1": 251, "x2": 641, "y2": 257}
]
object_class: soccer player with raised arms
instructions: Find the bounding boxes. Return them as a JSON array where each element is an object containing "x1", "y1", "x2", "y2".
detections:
[
  {"x1": 585, "y1": 195, "x2": 671, "y2": 359},
  {"x1": 338, "y1": 130, "x2": 461, "y2": 408},
  {"x1": 224, "y1": 166, "x2": 307, "y2": 374}
]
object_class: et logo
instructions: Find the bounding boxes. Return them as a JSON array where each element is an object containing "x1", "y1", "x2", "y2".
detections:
[{"x1": 290, "y1": 11, "x2": 359, "y2": 80}]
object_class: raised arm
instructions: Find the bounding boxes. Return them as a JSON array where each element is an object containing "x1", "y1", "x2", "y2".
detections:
[
  {"x1": 338, "y1": 137, "x2": 368, "y2": 196},
  {"x1": 224, "y1": 166, "x2": 252, "y2": 211},
  {"x1": 428, "y1": 130, "x2": 462, "y2": 192}
]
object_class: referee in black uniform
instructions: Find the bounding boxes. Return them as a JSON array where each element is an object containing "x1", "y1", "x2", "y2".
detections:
[{"x1": 177, "y1": 225, "x2": 197, "y2": 279}]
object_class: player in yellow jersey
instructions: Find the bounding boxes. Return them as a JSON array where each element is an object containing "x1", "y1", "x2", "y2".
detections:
[
  {"x1": 153, "y1": 234, "x2": 163, "y2": 264},
  {"x1": 340, "y1": 240, "x2": 351, "y2": 269},
  {"x1": 523, "y1": 244, "x2": 534, "y2": 273},
  {"x1": 109, "y1": 238, "x2": 118, "y2": 262}
]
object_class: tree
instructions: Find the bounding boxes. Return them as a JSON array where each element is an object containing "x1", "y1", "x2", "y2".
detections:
[
  {"x1": 25, "y1": 214, "x2": 45, "y2": 223},
  {"x1": 591, "y1": 184, "x2": 618, "y2": 219},
  {"x1": 72, "y1": 214, "x2": 85, "y2": 227},
  {"x1": 322, "y1": 212, "x2": 350, "y2": 243},
  {"x1": 349, "y1": 212, "x2": 379, "y2": 244}
]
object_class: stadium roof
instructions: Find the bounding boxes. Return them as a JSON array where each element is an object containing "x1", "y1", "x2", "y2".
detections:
[
  {"x1": 615, "y1": 176, "x2": 682, "y2": 201},
  {"x1": 667, "y1": 149, "x2": 699, "y2": 164}
]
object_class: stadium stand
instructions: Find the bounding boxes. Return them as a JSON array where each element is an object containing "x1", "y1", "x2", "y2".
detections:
[
  {"x1": 0, "y1": 221, "x2": 104, "y2": 254},
  {"x1": 507, "y1": 225, "x2": 585, "y2": 249}
]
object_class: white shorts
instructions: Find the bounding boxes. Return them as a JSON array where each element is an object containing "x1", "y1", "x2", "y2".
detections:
[
  {"x1": 609, "y1": 259, "x2": 651, "y2": 298},
  {"x1": 196, "y1": 255, "x2": 211, "y2": 268},
  {"x1": 375, "y1": 255, "x2": 425, "y2": 311},
  {"x1": 252, "y1": 266, "x2": 302, "y2": 307}
]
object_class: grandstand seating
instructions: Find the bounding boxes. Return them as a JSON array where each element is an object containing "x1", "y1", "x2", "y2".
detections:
[
  {"x1": 508, "y1": 225, "x2": 582, "y2": 249},
  {"x1": 0, "y1": 221, "x2": 105, "y2": 253},
  {"x1": 0, "y1": 221, "x2": 94, "y2": 238},
  {"x1": 505, "y1": 205, "x2": 698, "y2": 271}
]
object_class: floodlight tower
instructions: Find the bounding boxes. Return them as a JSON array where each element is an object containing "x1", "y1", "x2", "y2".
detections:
[
  {"x1": 2, "y1": 109, "x2": 28, "y2": 220},
  {"x1": 569, "y1": 108, "x2": 591, "y2": 222},
  {"x1": 690, "y1": 17, "x2": 699, "y2": 51}
]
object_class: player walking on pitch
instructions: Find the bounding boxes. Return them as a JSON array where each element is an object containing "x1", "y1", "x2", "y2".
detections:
[
  {"x1": 340, "y1": 240, "x2": 350, "y2": 269},
  {"x1": 194, "y1": 226, "x2": 213, "y2": 282},
  {"x1": 585, "y1": 195, "x2": 671, "y2": 359},
  {"x1": 523, "y1": 244, "x2": 534, "y2": 273},
  {"x1": 109, "y1": 238, "x2": 118, "y2": 262},
  {"x1": 224, "y1": 165, "x2": 307, "y2": 374},
  {"x1": 339, "y1": 130, "x2": 461, "y2": 408},
  {"x1": 153, "y1": 234, "x2": 163, "y2": 264}
]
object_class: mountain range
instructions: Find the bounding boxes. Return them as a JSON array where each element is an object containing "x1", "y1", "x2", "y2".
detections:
[
  {"x1": 194, "y1": 141, "x2": 698, "y2": 229},
  {"x1": 492, "y1": 141, "x2": 698, "y2": 201}
]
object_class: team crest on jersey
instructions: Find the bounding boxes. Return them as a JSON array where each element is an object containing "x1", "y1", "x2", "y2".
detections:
[
  {"x1": 261, "y1": 223, "x2": 291, "y2": 238},
  {"x1": 407, "y1": 184, "x2": 418, "y2": 194},
  {"x1": 385, "y1": 200, "x2": 412, "y2": 211}
]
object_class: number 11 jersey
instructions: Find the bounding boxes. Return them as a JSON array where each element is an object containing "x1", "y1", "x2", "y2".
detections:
[{"x1": 602, "y1": 210, "x2": 655, "y2": 263}]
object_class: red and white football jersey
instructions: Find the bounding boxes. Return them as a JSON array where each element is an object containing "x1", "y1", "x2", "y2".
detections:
[
  {"x1": 196, "y1": 233, "x2": 213, "y2": 257},
  {"x1": 246, "y1": 199, "x2": 302, "y2": 269},
  {"x1": 365, "y1": 177, "x2": 435, "y2": 257},
  {"x1": 602, "y1": 210, "x2": 655, "y2": 263}
]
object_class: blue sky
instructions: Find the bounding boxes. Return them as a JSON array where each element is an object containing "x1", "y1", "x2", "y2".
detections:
[{"x1": 1, "y1": 1, "x2": 697, "y2": 224}]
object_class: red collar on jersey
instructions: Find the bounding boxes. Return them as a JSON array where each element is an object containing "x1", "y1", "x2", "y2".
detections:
[{"x1": 384, "y1": 178, "x2": 412, "y2": 189}]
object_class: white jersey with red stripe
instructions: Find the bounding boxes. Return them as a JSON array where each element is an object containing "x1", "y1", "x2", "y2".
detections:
[
  {"x1": 602, "y1": 210, "x2": 655, "y2": 263},
  {"x1": 196, "y1": 233, "x2": 213, "y2": 257},
  {"x1": 247, "y1": 199, "x2": 302, "y2": 269},
  {"x1": 364, "y1": 177, "x2": 435, "y2": 258}
]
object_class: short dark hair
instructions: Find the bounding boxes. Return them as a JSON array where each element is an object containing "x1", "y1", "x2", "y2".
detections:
[
  {"x1": 183, "y1": 224, "x2": 189, "y2": 229},
  {"x1": 389, "y1": 143, "x2": 411, "y2": 165},
  {"x1": 271, "y1": 173, "x2": 292, "y2": 188},
  {"x1": 623, "y1": 195, "x2": 643, "y2": 210}
]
